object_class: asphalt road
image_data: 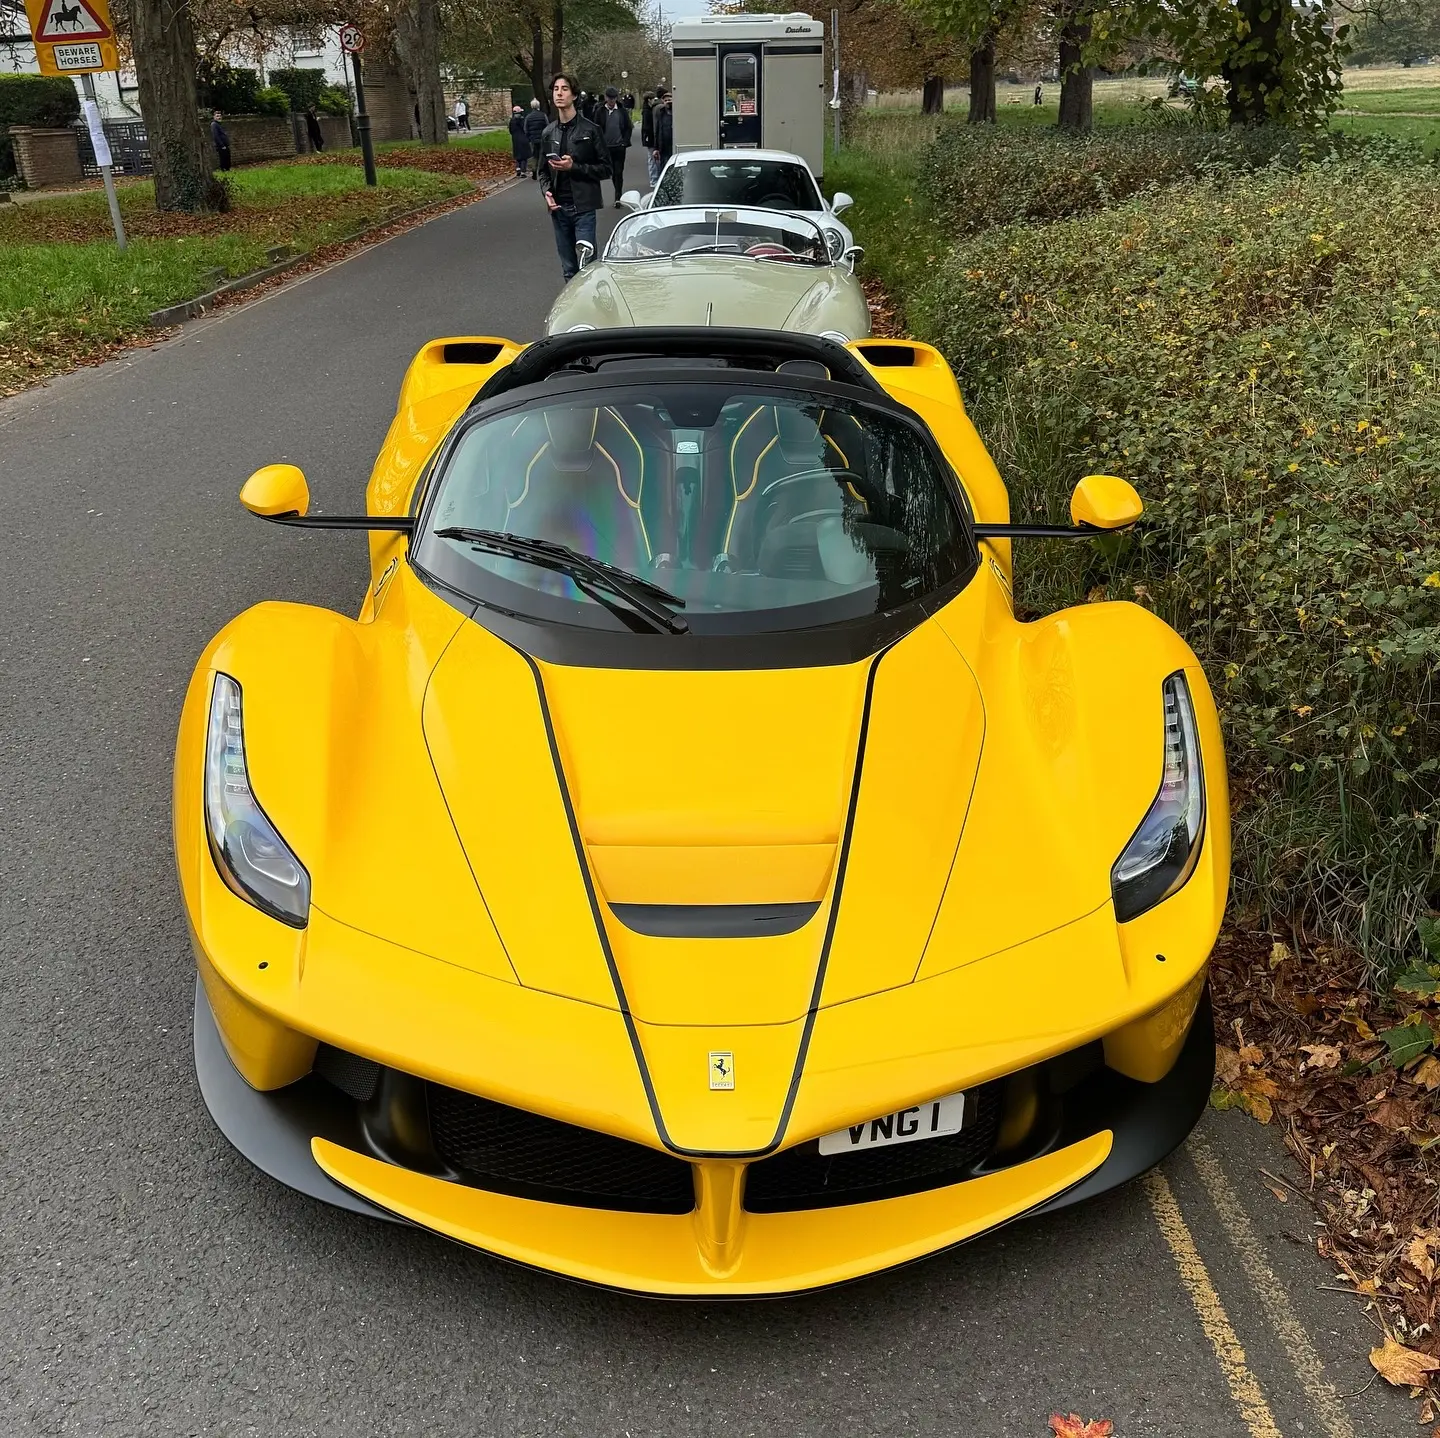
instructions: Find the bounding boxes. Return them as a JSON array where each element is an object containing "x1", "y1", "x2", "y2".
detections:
[{"x1": 0, "y1": 178, "x2": 1411, "y2": 1438}]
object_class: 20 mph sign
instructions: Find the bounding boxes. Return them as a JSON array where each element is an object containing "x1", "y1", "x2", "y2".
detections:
[
  {"x1": 339, "y1": 23, "x2": 365, "y2": 53},
  {"x1": 24, "y1": 0, "x2": 117, "y2": 74}
]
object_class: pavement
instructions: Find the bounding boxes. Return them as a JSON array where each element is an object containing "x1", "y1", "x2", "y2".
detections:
[{"x1": 0, "y1": 176, "x2": 1413, "y2": 1438}]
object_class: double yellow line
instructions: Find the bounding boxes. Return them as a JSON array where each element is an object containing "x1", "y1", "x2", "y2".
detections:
[{"x1": 1144, "y1": 1133, "x2": 1358, "y2": 1438}]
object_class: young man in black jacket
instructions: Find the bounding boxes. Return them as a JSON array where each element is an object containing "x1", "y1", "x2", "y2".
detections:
[
  {"x1": 598, "y1": 86, "x2": 633, "y2": 207},
  {"x1": 538, "y1": 73, "x2": 612, "y2": 282}
]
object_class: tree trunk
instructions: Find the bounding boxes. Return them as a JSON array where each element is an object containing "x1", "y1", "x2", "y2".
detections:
[
  {"x1": 1220, "y1": 0, "x2": 1285, "y2": 125},
  {"x1": 549, "y1": 1, "x2": 564, "y2": 92},
  {"x1": 921, "y1": 74, "x2": 945, "y2": 114},
  {"x1": 129, "y1": 0, "x2": 226, "y2": 212},
  {"x1": 968, "y1": 38, "x2": 995, "y2": 123},
  {"x1": 1057, "y1": 7, "x2": 1092, "y2": 133},
  {"x1": 395, "y1": 0, "x2": 447, "y2": 144}
]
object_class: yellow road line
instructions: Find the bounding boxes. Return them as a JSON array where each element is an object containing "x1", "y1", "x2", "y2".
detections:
[
  {"x1": 1143, "y1": 1169, "x2": 1285, "y2": 1438},
  {"x1": 1189, "y1": 1134, "x2": 1358, "y2": 1438}
]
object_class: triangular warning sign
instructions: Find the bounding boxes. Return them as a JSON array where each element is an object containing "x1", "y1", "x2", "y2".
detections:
[{"x1": 34, "y1": 0, "x2": 112, "y2": 44}]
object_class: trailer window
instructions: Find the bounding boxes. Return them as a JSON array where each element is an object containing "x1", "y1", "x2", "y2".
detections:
[{"x1": 723, "y1": 53, "x2": 758, "y2": 115}]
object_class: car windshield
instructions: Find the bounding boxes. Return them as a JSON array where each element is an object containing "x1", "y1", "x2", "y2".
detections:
[
  {"x1": 414, "y1": 382, "x2": 973, "y2": 637},
  {"x1": 653, "y1": 158, "x2": 823, "y2": 212},
  {"x1": 606, "y1": 207, "x2": 827, "y2": 265}
]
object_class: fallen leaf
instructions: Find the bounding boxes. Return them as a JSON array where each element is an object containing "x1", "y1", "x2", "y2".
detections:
[
  {"x1": 1378, "y1": 1022, "x2": 1435, "y2": 1068},
  {"x1": 1048, "y1": 1416, "x2": 1114, "y2": 1438},
  {"x1": 1407, "y1": 1232, "x2": 1437, "y2": 1281},
  {"x1": 1413, "y1": 1055, "x2": 1440, "y2": 1090},
  {"x1": 1270, "y1": 940, "x2": 1291, "y2": 968},
  {"x1": 1301, "y1": 1044, "x2": 1342, "y2": 1071},
  {"x1": 1238, "y1": 1043, "x2": 1265, "y2": 1065},
  {"x1": 1215, "y1": 1045, "x2": 1242, "y2": 1085},
  {"x1": 1265, "y1": 1181, "x2": 1289, "y2": 1203},
  {"x1": 1370, "y1": 1336, "x2": 1440, "y2": 1388}
]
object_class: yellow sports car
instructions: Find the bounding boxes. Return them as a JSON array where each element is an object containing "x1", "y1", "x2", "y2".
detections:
[{"x1": 178, "y1": 327, "x2": 1228, "y2": 1296}]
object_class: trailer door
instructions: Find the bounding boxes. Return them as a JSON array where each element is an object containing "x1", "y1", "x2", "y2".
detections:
[{"x1": 718, "y1": 45, "x2": 762, "y2": 148}]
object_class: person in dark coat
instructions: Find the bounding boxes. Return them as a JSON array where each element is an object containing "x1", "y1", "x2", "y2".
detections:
[
  {"x1": 640, "y1": 92, "x2": 657, "y2": 187},
  {"x1": 304, "y1": 105, "x2": 324, "y2": 153},
  {"x1": 522, "y1": 98, "x2": 547, "y2": 179},
  {"x1": 538, "y1": 72, "x2": 612, "y2": 282},
  {"x1": 508, "y1": 105, "x2": 529, "y2": 177},
  {"x1": 650, "y1": 88, "x2": 674, "y2": 180},
  {"x1": 598, "y1": 86, "x2": 633, "y2": 207},
  {"x1": 210, "y1": 110, "x2": 231, "y2": 171}
]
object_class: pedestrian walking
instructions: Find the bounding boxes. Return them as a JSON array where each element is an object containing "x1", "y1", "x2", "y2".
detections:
[
  {"x1": 508, "y1": 104, "x2": 530, "y2": 177},
  {"x1": 539, "y1": 72, "x2": 612, "y2": 283},
  {"x1": 1034, "y1": 81, "x2": 1043, "y2": 105},
  {"x1": 304, "y1": 105, "x2": 325, "y2": 153},
  {"x1": 523, "y1": 98, "x2": 547, "y2": 179},
  {"x1": 599, "y1": 85, "x2": 632, "y2": 207},
  {"x1": 650, "y1": 87, "x2": 674, "y2": 183},
  {"x1": 455, "y1": 96, "x2": 469, "y2": 131},
  {"x1": 210, "y1": 110, "x2": 231, "y2": 171},
  {"x1": 640, "y1": 92, "x2": 657, "y2": 187}
]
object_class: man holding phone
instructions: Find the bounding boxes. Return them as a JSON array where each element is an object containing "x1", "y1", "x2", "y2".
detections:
[{"x1": 538, "y1": 73, "x2": 612, "y2": 283}]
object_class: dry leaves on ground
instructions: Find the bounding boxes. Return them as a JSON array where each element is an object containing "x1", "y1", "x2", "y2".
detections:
[
  {"x1": 1209, "y1": 925, "x2": 1440, "y2": 1397},
  {"x1": 1048, "y1": 1415, "x2": 1114, "y2": 1437},
  {"x1": 301, "y1": 147, "x2": 513, "y2": 182}
]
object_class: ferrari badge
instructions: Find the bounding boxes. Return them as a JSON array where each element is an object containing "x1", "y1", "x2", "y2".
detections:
[{"x1": 709, "y1": 1051, "x2": 735, "y2": 1091}]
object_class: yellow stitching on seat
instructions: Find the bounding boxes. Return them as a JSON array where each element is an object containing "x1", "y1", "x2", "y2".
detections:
[
  {"x1": 825, "y1": 433, "x2": 849, "y2": 468},
  {"x1": 507, "y1": 441, "x2": 549, "y2": 528},
  {"x1": 597, "y1": 442, "x2": 651, "y2": 560},
  {"x1": 725, "y1": 434, "x2": 776, "y2": 556}
]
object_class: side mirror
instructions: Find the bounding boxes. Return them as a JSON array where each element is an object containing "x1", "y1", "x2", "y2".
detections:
[
  {"x1": 830, "y1": 191, "x2": 854, "y2": 214},
  {"x1": 841, "y1": 244, "x2": 864, "y2": 271},
  {"x1": 619, "y1": 189, "x2": 643, "y2": 212},
  {"x1": 575, "y1": 239, "x2": 595, "y2": 269},
  {"x1": 241, "y1": 463, "x2": 309, "y2": 518},
  {"x1": 1070, "y1": 474, "x2": 1142, "y2": 530}
]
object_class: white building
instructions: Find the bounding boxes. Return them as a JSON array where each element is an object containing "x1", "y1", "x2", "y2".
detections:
[{"x1": 0, "y1": 23, "x2": 350, "y2": 120}]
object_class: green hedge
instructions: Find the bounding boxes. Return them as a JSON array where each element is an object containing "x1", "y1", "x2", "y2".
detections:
[
  {"x1": 269, "y1": 68, "x2": 328, "y2": 112},
  {"x1": 904, "y1": 159, "x2": 1440, "y2": 972},
  {"x1": 0, "y1": 74, "x2": 81, "y2": 180}
]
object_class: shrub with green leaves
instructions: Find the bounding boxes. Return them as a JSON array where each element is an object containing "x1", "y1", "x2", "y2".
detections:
[
  {"x1": 0, "y1": 74, "x2": 81, "y2": 180},
  {"x1": 905, "y1": 160, "x2": 1440, "y2": 973},
  {"x1": 254, "y1": 86, "x2": 291, "y2": 118},
  {"x1": 198, "y1": 64, "x2": 261, "y2": 117}
]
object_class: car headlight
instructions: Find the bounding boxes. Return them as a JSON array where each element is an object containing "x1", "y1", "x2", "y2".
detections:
[
  {"x1": 1111, "y1": 672, "x2": 1205, "y2": 923},
  {"x1": 204, "y1": 674, "x2": 310, "y2": 928},
  {"x1": 819, "y1": 329, "x2": 851, "y2": 344},
  {"x1": 824, "y1": 227, "x2": 845, "y2": 262}
]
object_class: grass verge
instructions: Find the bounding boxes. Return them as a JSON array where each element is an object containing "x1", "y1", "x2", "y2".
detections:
[{"x1": 0, "y1": 161, "x2": 470, "y2": 396}]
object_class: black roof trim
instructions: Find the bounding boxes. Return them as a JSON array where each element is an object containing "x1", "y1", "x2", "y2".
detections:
[{"x1": 472, "y1": 327, "x2": 884, "y2": 407}]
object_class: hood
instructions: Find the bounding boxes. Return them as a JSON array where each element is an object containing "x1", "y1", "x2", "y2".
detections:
[{"x1": 549, "y1": 257, "x2": 846, "y2": 332}]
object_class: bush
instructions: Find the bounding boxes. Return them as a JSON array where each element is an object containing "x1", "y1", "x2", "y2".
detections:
[
  {"x1": 316, "y1": 86, "x2": 352, "y2": 117},
  {"x1": 906, "y1": 159, "x2": 1440, "y2": 972},
  {"x1": 917, "y1": 118, "x2": 1431, "y2": 238},
  {"x1": 254, "y1": 86, "x2": 291, "y2": 118},
  {"x1": 198, "y1": 64, "x2": 261, "y2": 116},
  {"x1": 269, "y1": 68, "x2": 330, "y2": 113},
  {"x1": 0, "y1": 73, "x2": 81, "y2": 180}
]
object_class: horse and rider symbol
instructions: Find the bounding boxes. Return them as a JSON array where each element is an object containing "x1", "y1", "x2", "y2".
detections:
[{"x1": 36, "y1": 0, "x2": 111, "y2": 41}]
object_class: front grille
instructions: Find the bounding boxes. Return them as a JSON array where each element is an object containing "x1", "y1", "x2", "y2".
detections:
[
  {"x1": 744, "y1": 1083, "x2": 1004, "y2": 1212},
  {"x1": 427, "y1": 1084, "x2": 696, "y2": 1214}
]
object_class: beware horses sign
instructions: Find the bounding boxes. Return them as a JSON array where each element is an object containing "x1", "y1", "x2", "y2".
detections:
[{"x1": 24, "y1": 0, "x2": 117, "y2": 74}]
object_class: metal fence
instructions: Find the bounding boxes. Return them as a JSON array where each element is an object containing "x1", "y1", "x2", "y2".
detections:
[{"x1": 74, "y1": 120, "x2": 151, "y2": 178}]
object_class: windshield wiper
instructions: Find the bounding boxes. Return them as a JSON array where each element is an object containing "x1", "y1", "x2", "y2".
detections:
[
  {"x1": 434, "y1": 527, "x2": 689, "y2": 634},
  {"x1": 673, "y1": 243, "x2": 742, "y2": 257}
]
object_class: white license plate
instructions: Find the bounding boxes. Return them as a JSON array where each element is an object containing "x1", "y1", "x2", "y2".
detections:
[{"x1": 818, "y1": 1090, "x2": 968, "y2": 1156}]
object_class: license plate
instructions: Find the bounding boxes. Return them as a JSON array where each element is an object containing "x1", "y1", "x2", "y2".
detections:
[{"x1": 818, "y1": 1090, "x2": 968, "y2": 1156}]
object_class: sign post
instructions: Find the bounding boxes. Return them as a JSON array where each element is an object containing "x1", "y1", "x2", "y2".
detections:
[
  {"x1": 830, "y1": 6, "x2": 842, "y2": 155},
  {"x1": 24, "y1": 0, "x2": 125, "y2": 250},
  {"x1": 339, "y1": 24, "x2": 377, "y2": 188}
]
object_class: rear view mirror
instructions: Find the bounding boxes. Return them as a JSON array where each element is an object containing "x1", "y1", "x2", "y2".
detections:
[
  {"x1": 575, "y1": 239, "x2": 595, "y2": 269},
  {"x1": 830, "y1": 191, "x2": 854, "y2": 214},
  {"x1": 619, "y1": 190, "x2": 643, "y2": 212},
  {"x1": 1070, "y1": 474, "x2": 1142, "y2": 530},
  {"x1": 241, "y1": 464, "x2": 310, "y2": 519},
  {"x1": 841, "y1": 244, "x2": 864, "y2": 272}
]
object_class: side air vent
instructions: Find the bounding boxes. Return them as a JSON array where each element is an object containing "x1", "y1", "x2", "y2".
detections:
[
  {"x1": 609, "y1": 902, "x2": 821, "y2": 938},
  {"x1": 443, "y1": 341, "x2": 505, "y2": 365},
  {"x1": 856, "y1": 344, "x2": 916, "y2": 367},
  {"x1": 313, "y1": 1043, "x2": 382, "y2": 1103}
]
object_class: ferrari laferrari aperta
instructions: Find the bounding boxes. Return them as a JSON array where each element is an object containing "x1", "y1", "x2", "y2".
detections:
[{"x1": 177, "y1": 327, "x2": 1227, "y2": 1296}]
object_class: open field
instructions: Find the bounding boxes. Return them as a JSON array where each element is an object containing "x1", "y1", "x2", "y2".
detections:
[{"x1": 0, "y1": 162, "x2": 469, "y2": 395}]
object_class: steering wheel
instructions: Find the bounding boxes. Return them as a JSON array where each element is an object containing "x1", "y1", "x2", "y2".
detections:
[
  {"x1": 757, "y1": 191, "x2": 795, "y2": 208},
  {"x1": 745, "y1": 242, "x2": 795, "y2": 258}
]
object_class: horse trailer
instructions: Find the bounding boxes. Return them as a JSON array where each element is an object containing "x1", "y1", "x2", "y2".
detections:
[{"x1": 669, "y1": 13, "x2": 827, "y2": 177}]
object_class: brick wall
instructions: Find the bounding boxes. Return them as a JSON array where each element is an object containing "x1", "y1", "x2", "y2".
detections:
[
  {"x1": 361, "y1": 66, "x2": 415, "y2": 143},
  {"x1": 10, "y1": 127, "x2": 82, "y2": 190},
  {"x1": 293, "y1": 113, "x2": 354, "y2": 153},
  {"x1": 223, "y1": 115, "x2": 296, "y2": 165}
]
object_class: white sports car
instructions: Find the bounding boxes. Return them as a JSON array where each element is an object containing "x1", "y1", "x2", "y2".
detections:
[{"x1": 623, "y1": 149, "x2": 856, "y2": 265}]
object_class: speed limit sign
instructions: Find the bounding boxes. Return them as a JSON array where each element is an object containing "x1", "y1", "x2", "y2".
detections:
[{"x1": 339, "y1": 22, "x2": 364, "y2": 53}]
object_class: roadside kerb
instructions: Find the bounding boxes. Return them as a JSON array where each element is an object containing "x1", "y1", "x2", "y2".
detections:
[{"x1": 146, "y1": 175, "x2": 521, "y2": 328}]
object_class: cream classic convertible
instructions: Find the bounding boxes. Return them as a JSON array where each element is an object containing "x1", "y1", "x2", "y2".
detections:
[{"x1": 543, "y1": 205, "x2": 870, "y2": 344}]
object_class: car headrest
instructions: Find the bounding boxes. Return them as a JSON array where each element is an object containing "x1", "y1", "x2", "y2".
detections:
[
  {"x1": 775, "y1": 407, "x2": 822, "y2": 463},
  {"x1": 544, "y1": 407, "x2": 599, "y2": 471}
]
